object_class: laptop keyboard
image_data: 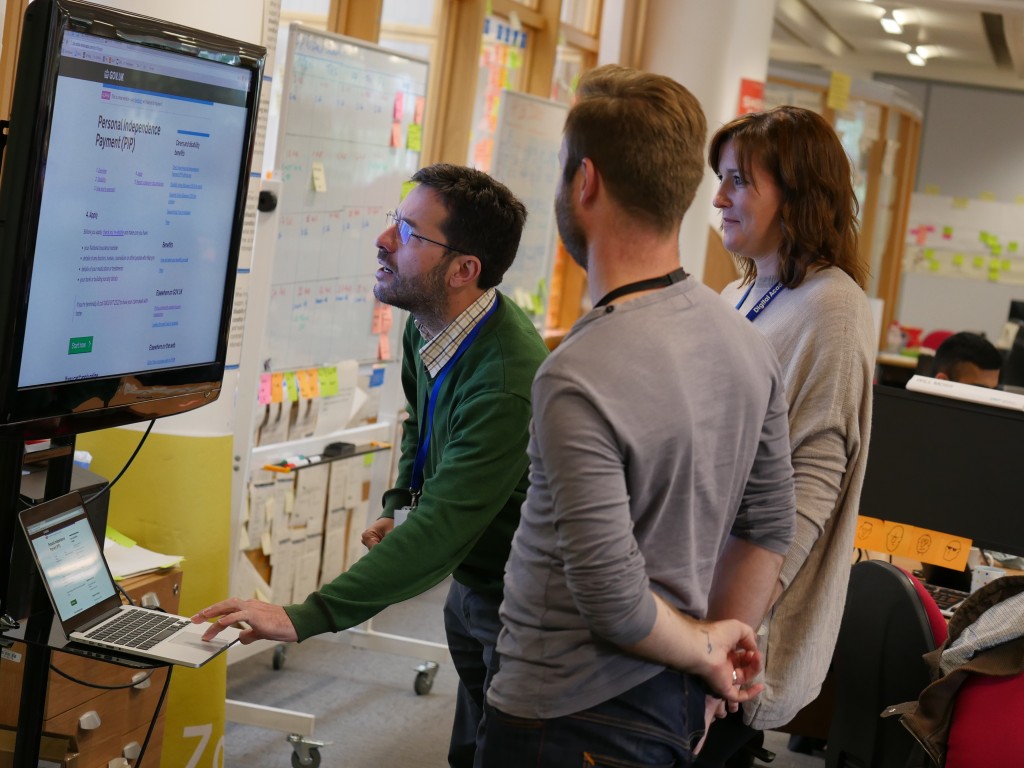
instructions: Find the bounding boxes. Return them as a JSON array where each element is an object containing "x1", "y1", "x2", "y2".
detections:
[
  {"x1": 83, "y1": 609, "x2": 189, "y2": 650},
  {"x1": 923, "y1": 582, "x2": 969, "y2": 616}
]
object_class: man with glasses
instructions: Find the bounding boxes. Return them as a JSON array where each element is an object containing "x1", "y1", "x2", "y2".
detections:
[{"x1": 194, "y1": 163, "x2": 548, "y2": 767}]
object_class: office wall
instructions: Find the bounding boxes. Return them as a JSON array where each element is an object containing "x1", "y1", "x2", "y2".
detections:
[
  {"x1": 878, "y1": 75, "x2": 1024, "y2": 339},
  {"x1": 880, "y1": 76, "x2": 1024, "y2": 200}
]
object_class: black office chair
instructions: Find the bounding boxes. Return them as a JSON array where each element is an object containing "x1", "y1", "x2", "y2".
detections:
[{"x1": 826, "y1": 560, "x2": 940, "y2": 768}]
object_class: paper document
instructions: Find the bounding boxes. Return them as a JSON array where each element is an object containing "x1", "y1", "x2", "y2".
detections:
[{"x1": 104, "y1": 527, "x2": 184, "y2": 579}]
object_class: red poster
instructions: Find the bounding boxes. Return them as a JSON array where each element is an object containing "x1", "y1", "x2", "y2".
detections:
[{"x1": 737, "y1": 78, "x2": 765, "y2": 116}]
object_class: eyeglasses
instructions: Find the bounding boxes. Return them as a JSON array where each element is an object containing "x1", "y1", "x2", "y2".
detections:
[{"x1": 385, "y1": 210, "x2": 469, "y2": 254}]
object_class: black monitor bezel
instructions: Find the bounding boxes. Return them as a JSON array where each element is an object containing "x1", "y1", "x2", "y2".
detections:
[{"x1": 0, "y1": 0, "x2": 265, "y2": 438}]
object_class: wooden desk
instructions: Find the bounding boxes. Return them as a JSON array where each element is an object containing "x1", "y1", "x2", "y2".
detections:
[
  {"x1": 0, "y1": 568, "x2": 181, "y2": 767},
  {"x1": 876, "y1": 352, "x2": 918, "y2": 387}
]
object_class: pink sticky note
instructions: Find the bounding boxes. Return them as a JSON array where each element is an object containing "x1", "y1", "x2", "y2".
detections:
[
  {"x1": 258, "y1": 373, "x2": 272, "y2": 405},
  {"x1": 393, "y1": 91, "x2": 404, "y2": 121}
]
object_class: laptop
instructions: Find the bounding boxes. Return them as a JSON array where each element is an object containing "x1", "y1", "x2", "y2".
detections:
[{"x1": 19, "y1": 490, "x2": 241, "y2": 667}]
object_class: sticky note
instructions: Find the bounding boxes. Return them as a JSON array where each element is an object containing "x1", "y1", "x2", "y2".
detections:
[
  {"x1": 929, "y1": 260, "x2": 940, "y2": 272},
  {"x1": 390, "y1": 122, "x2": 402, "y2": 148},
  {"x1": 980, "y1": 191, "x2": 996, "y2": 201},
  {"x1": 311, "y1": 161, "x2": 327, "y2": 192},
  {"x1": 284, "y1": 371, "x2": 299, "y2": 402},
  {"x1": 941, "y1": 226, "x2": 953, "y2": 239},
  {"x1": 378, "y1": 333, "x2": 391, "y2": 361},
  {"x1": 972, "y1": 256, "x2": 986, "y2": 268},
  {"x1": 924, "y1": 184, "x2": 940, "y2": 195},
  {"x1": 407, "y1": 123, "x2": 422, "y2": 152},
  {"x1": 379, "y1": 304, "x2": 393, "y2": 333},
  {"x1": 952, "y1": 254, "x2": 964, "y2": 266},
  {"x1": 414, "y1": 96, "x2": 425, "y2": 124},
  {"x1": 258, "y1": 373, "x2": 272, "y2": 405},
  {"x1": 1003, "y1": 259, "x2": 1012, "y2": 271},
  {"x1": 854, "y1": 516, "x2": 886, "y2": 553},
  {"x1": 952, "y1": 197, "x2": 969, "y2": 209},
  {"x1": 371, "y1": 303, "x2": 384, "y2": 335},
  {"x1": 296, "y1": 369, "x2": 317, "y2": 399},
  {"x1": 369, "y1": 367, "x2": 385, "y2": 387},
  {"x1": 270, "y1": 372, "x2": 284, "y2": 404},
  {"x1": 363, "y1": 453, "x2": 375, "y2": 467},
  {"x1": 393, "y1": 91, "x2": 404, "y2": 121},
  {"x1": 318, "y1": 366, "x2": 339, "y2": 397},
  {"x1": 923, "y1": 247, "x2": 936, "y2": 260},
  {"x1": 1010, "y1": 242, "x2": 1019, "y2": 254},
  {"x1": 826, "y1": 70, "x2": 851, "y2": 111}
]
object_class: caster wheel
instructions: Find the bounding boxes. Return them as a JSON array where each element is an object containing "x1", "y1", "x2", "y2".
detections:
[
  {"x1": 291, "y1": 747, "x2": 321, "y2": 768},
  {"x1": 273, "y1": 644, "x2": 287, "y2": 671},
  {"x1": 414, "y1": 670, "x2": 434, "y2": 695}
]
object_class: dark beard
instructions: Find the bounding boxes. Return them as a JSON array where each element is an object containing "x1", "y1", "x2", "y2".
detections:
[{"x1": 555, "y1": 186, "x2": 588, "y2": 270}]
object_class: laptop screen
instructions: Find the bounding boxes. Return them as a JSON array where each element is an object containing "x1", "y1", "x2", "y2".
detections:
[{"x1": 21, "y1": 493, "x2": 119, "y2": 627}]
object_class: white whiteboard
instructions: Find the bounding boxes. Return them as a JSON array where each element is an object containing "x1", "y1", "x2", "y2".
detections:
[
  {"x1": 489, "y1": 91, "x2": 567, "y2": 324},
  {"x1": 265, "y1": 26, "x2": 428, "y2": 368}
]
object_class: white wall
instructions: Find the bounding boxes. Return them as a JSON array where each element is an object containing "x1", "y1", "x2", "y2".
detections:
[{"x1": 97, "y1": 0, "x2": 262, "y2": 45}]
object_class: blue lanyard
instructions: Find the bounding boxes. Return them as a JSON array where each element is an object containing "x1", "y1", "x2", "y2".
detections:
[
  {"x1": 409, "y1": 298, "x2": 499, "y2": 497},
  {"x1": 736, "y1": 280, "x2": 784, "y2": 322}
]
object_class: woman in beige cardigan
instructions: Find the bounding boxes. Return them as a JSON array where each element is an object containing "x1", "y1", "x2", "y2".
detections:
[{"x1": 697, "y1": 106, "x2": 876, "y2": 766}]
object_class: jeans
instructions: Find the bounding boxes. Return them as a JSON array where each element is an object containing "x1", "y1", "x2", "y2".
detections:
[
  {"x1": 479, "y1": 668, "x2": 707, "y2": 768},
  {"x1": 443, "y1": 580, "x2": 503, "y2": 768}
]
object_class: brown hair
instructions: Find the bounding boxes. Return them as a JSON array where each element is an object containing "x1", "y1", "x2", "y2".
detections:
[
  {"x1": 709, "y1": 106, "x2": 867, "y2": 289},
  {"x1": 564, "y1": 65, "x2": 706, "y2": 233}
]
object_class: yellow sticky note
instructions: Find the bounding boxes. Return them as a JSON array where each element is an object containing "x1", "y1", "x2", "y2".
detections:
[
  {"x1": 826, "y1": 70, "x2": 851, "y2": 111},
  {"x1": 929, "y1": 260, "x2": 940, "y2": 272},
  {"x1": 952, "y1": 197, "x2": 969, "y2": 210},
  {"x1": 363, "y1": 453, "x2": 375, "y2": 467},
  {"x1": 979, "y1": 191, "x2": 996, "y2": 201},
  {"x1": 923, "y1": 247, "x2": 936, "y2": 260},
  {"x1": 311, "y1": 161, "x2": 327, "y2": 192},
  {"x1": 407, "y1": 123, "x2": 422, "y2": 152},
  {"x1": 924, "y1": 184, "x2": 940, "y2": 195},
  {"x1": 1002, "y1": 259, "x2": 1012, "y2": 271},
  {"x1": 1009, "y1": 242, "x2": 1019, "y2": 254},
  {"x1": 854, "y1": 516, "x2": 887, "y2": 552},
  {"x1": 952, "y1": 254, "x2": 964, "y2": 266},
  {"x1": 318, "y1": 366, "x2": 339, "y2": 397},
  {"x1": 1016, "y1": 195, "x2": 1024, "y2": 205},
  {"x1": 972, "y1": 256, "x2": 986, "y2": 268},
  {"x1": 283, "y1": 371, "x2": 299, "y2": 402}
]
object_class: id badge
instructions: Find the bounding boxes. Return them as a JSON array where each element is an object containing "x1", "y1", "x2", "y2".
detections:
[{"x1": 394, "y1": 505, "x2": 416, "y2": 527}]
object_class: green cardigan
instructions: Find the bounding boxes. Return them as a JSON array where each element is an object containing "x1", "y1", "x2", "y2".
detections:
[{"x1": 286, "y1": 294, "x2": 547, "y2": 640}]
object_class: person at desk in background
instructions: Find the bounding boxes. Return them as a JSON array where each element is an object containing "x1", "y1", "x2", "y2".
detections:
[
  {"x1": 698, "y1": 106, "x2": 876, "y2": 767},
  {"x1": 194, "y1": 163, "x2": 549, "y2": 768},
  {"x1": 480, "y1": 65, "x2": 797, "y2": 768},
  {"x1": 932, "y1": 331, "x2": 1002, "y2": 389}
]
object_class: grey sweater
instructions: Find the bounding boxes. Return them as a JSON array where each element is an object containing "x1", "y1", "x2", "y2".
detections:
[
  {"x1": 488, "y1": 277, "x2": 796, "y2": 720},
  {"x1": 722, "y1": 265, "x2": 875, "y2": 729}
]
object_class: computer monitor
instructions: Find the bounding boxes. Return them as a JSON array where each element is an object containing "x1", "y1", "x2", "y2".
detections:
[
  {"x1": 1008, "y1": 300, "x2": 1024, "y2": 325},
  {"x1": 861, "y1": 384, "x2": 1024, "y2": 559},
  {"x1": 0, "y1": 0, "x2": 265, "y2": 437}
]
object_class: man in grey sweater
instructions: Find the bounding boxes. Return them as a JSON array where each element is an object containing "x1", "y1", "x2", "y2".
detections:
[{"x1": 479, "y1": 65, "x2": 797, "y2": 767}]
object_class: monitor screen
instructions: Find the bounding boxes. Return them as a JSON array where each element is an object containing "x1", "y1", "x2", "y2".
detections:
[
  {"x1": 0, "y1": 0, "x2": 265, "y2": 437},
  {"x1": 861, "y1": 384, "x2": 1024, "y2": 559}
]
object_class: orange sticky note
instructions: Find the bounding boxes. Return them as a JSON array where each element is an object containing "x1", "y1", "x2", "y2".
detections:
[
  {"x1": 393, "y1": 91, "x2": 404, "y2": 121},
  {"x1": 371, "y1": 303, "x2": 384, "y2": 335},
  {"x1": 854, "y1": 516, "x2": 886, "y2": 552},
  {"x1": 270, "y1": 372, "x2": 284, "y2": 404},
  {"x1": 296, "y1": 369, "x2": 316, "y2": 399},
  {"x1": 414, "y1": 96, "x2": 425, "y2": 124},
  {"x1": 378, "y1": 333, "x2": 391, "y2": 361},
  {"x1": 379, "y1": 304, "x2": 393, "y2": 333},
  {"x1": 390, "y1": 122, "x2": 402, "y2": 148}
]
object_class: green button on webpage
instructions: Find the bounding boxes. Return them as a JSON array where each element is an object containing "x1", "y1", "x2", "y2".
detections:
[{"x1": 68, "y1": 336, "x2": 93, "y2": 355}]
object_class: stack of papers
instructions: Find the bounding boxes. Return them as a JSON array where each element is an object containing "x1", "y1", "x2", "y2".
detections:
[{"x1": 104, "y1": 527, "x2": 184, "y2": 580}]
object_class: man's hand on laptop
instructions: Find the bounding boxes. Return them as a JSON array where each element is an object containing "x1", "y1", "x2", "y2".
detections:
[{"x1": 191, "y1": 598, "x2": 298, "y2": 644}]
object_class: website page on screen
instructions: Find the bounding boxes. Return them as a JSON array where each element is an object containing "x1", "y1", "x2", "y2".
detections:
[{"x1": 19, "y1": 29, "x2": 252, "y2": 387}]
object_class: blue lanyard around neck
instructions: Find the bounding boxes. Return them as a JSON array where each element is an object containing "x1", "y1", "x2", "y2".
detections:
[
  {"x1": 409, "y1": 298, "x2": 500, "y2": 497},
  {"x1": 736, "y1": 280, "x2": 784, "y2": 322}
]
